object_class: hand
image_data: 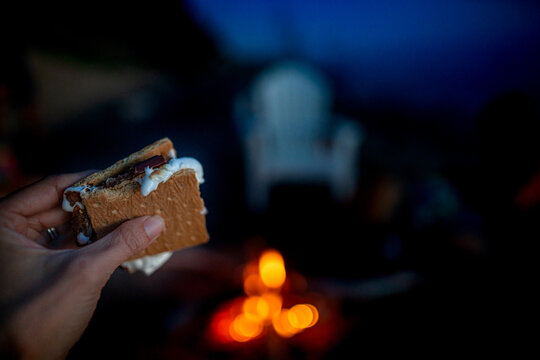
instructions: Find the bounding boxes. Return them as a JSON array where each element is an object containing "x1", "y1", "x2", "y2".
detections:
[{"x1": 0, "y1": 173, "x2": 165, "y2": 359}]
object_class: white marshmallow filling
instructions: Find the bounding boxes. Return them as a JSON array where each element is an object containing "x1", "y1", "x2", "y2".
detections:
[{"x1": 140, "y1": 157, "x2": 204, "y2": 197}]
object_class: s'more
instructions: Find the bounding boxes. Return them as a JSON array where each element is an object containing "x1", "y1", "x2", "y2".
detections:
[{"x1": 62, "y1": 138, "x2": 209, "y2": 275}]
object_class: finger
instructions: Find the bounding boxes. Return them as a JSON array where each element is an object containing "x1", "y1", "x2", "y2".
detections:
[
  {"x1": 0, "y1": 170, "x2": 96, "y2": 217},
  {"x1": 46, "y1": 231, "x2": 79, "y2": 250},
  {"x1": 28, "y1": 208, "x2": 71, "y2": 237},
  {"x1": 76, "y1": 215, "x2": 164, "y2": 278},
  {"x1": 35, "y1": 222, "x2": 75, "y2": 248},
  {"x1": 25, "y1": 207, "x2": 71, "y2": 243}
]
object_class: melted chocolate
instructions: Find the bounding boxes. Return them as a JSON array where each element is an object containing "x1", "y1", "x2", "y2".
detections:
[{"x1": 102, "y1": 155, "x2": 166, "y2": 188}]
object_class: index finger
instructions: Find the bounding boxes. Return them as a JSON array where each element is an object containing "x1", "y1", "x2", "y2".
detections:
[{"x1": 0, "y1": 171, "x2": 95, "y2": 216}]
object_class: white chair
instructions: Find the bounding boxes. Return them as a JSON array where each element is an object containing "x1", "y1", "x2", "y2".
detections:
[{"x1": 235, "y1": 61, "x2": 364, "y2": 210}]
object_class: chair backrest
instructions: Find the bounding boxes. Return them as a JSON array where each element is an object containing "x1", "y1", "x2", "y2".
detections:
[{"x1": 251, "y1": 61, "x2": 332, "y2": 157}]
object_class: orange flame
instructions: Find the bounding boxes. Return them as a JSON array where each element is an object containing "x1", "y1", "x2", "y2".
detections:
[{"x1": 259, "y1": 249, "x2": 286, "y2": 288}]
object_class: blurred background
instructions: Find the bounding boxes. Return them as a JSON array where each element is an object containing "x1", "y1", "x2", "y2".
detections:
[{"x1": 2, "y1": 0, "x2": 540, "y2": 357}]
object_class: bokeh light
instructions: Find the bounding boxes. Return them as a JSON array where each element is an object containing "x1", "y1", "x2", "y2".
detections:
[
  {"x1": 243, "y1": 272, "x2": 267, "y2": 296},
  {"x1": 230, "y1": 313, "x2": 264, "y2": 342},
  {"x1": 272, "y1": 309, "x2": 299, "y2": 338},
  {"x1": 259, "y1": 249, "x2": 286, "y2": 288},
  {"x1": 243, "y1": 296, "x2": 269, "y2": 321},
  {"x1": 261, "y1": 292, "x2": 283, "y2": 323},
  {"x1": 209, "y1": 249, "x2": 319, "y2": 344},
  {"x1": 288, "y1": 304, "x2": 318, "y2": 329}
]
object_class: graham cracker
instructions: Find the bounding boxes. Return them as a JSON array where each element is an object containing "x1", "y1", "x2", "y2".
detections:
[
  {"x1": 81, "y1": 169, "x2": 208, "y2": 260},
  {"x1": 73, "y1": 137, "x2": 174, "y2": 187}
]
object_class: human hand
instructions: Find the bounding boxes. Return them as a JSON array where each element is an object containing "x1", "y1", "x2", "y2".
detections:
[{"x1": 0, "y1": 173, "x2": 165, "y2": 359}]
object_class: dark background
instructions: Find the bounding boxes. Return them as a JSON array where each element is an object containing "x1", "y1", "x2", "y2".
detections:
[{"x1": 1, "y1": 0, "x2": 539, "y2": 357}]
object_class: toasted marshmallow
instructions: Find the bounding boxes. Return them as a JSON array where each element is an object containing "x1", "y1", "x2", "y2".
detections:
[
  {"x1": 62, "y1": 186, "x2": 98, "y2": 212},
  {"x1": 77, "y1": 232, "x2": 91, "y2": 245},
  {"x1": 121, "y1": 251, "x2": 173, "y2": 275},
  {"x1": 141, "y1": 157, "x2": 204, "y2": 197}
]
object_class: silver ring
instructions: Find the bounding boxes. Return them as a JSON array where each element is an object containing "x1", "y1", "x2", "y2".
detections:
[{"x1": 46, "y1": 227, "x2": 59, "y2": 242}]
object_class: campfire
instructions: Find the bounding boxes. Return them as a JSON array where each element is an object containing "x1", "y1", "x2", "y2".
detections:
[{"x1": 207, "y1": 249, "x2": 321, "y2": 345}]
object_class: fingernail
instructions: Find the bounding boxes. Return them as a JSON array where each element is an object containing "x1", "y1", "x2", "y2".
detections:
[{"x1": 144, "y1": 215, "x2": 165, "y2": 239}]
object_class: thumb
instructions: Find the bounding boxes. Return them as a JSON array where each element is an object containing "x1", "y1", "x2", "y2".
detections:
[{"x1": 79, "y1": 215, "x2": 165, "y2": 276}]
